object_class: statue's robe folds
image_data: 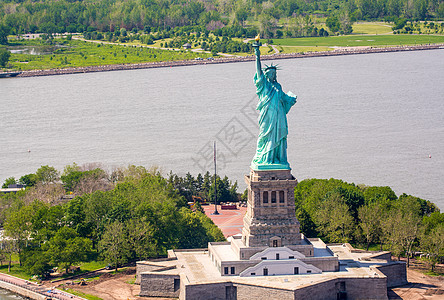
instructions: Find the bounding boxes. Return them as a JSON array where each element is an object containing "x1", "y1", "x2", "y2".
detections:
[{"x1": 251, "y1": 71, "x2": 297, "y2": 170}]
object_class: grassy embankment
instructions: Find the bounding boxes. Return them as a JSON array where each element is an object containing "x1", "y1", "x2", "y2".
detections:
[
  {"x1": 7, "y1": 22, "x2": 444, "y2": 70},
  {"x1": 274, "y1": 33, "x2": 444, "y2": 53},
  {"x1": 8, "y1": 38, "x2": 209, "y2": 71}
]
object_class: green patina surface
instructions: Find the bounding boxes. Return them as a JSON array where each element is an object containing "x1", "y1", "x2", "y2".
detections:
[{"x1": 251, "y1": 42, "x2": 297, "y2": 171}]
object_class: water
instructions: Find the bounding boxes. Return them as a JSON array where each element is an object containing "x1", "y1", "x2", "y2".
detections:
[
  {"x1": 1, "y1": 50, "x2": 443, "y2": 210},
  {"x1": 0, "y1": 288, "x2": 25, "y2": 300}
]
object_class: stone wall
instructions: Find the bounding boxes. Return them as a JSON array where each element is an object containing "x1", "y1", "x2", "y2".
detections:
[
  {"x1": 287, "y1": 244, "x2": 314, "y2": 257},
  {"x1": 181, "y1": 282, "x2": 233, "y2": 300},
  {"x1": 367, "y1": 252, "x2": 392, "y2": 261},
  {"x1": 0, "y1": 281, "x2": 47, "y2": 300},
  {"x1": 301, "y1": 257, "x2": 339, "y2": 272},
  {"x1": 136, "y1": 261, "x2": 176, "y2": 284},
  {"x1": 139, "y1": 272, "x2": 180, "y2": 298},
  {"x1": 373, "y1": 262, "x2": 408, "y2": 288},
  {"x1": 345, "y1": 277, "x2": 388, "y2": 299},
  {"x1": 236, "y1": 283, "x2": 294, "y2": 300},
  {"x1": 292, "y1": 277, "x2": 388, "y2": 300},
  {"x1": 176, "y1": 275, "x2": 388, "y2": 300}
]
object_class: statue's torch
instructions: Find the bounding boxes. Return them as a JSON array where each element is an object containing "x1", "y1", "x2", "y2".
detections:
[{"x1": 253, "y1": 34, "x2": 261, "y2": 48}]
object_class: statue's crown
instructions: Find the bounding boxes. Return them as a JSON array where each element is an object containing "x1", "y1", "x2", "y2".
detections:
[{"x1": 263, "y1": 63, "x2": 280, "y2": 71}]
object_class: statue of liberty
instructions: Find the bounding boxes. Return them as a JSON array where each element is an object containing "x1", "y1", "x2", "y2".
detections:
[{"x1": 251, "y1": 36, "x2": 297, "y2": 170}]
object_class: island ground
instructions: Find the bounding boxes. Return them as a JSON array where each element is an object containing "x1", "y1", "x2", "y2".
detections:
[
  {"x1": 3, "y1": 21, "x2": 444, "y2": 74},
  {"x1": 61, "y1": 263, "x2": 443, "y2": 300},
  {"x1": 62, "y1": 204, "x2": 444, "y2": 300}
]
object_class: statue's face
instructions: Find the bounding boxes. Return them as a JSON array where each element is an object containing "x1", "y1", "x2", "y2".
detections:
[{"x1": 265, "y1": 69, "x2": 277, "y2": 82}]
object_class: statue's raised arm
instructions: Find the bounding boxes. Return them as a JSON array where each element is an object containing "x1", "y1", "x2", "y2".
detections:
[{"x1": 253, "y1": 35, "x2": 262, "y2": 76}]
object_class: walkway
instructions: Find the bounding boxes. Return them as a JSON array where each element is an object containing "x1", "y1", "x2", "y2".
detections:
[
  {"x1": 203, "y1": 204, "x2": 246, "y2": 237},
  {"x1": 0, "y1": 272, "x2": 85, "y2": 300}
]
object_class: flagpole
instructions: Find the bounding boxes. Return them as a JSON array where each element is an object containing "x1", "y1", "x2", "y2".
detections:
[{"x1": 212, "y1": 141, "x2": 219, "y2": 215}]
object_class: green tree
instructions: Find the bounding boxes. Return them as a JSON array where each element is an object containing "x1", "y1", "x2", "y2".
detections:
[
  {"x1": 35, "y1": 165, "x2": 59, "y2": 184},
  {"x1": 358, "y1": 203, "x2": 382, "y2": 250},
  {"x1": 177, "y1": 208, "x2": 209, "y2": 249},
  {"x1": 46, "y1": 227, "x2": 92, "y2": 273},
  {"x1": 326, "y1": 16, "x2": 341, "y2": 33},
  {"x1": 2, "y1": 177, "x2": 16, "y2": 188},
  {"x1": 0, "y1": 25, "x2": 10, "y2": 45},
  {"x1": 0, "y1": 48, "x2": 10, "y2": 68},
  {"x1": 99, "y1": 221, "x2": 130, "y2": 271},
  {"x1": 126, "y1": 218, "x2": 157, "y2": 260},
  {"x1": 362, "y1": 186, "x2": 397, "y2": 205},
  {"x1": 2, "y1": 240, "x2": 15, "y2": 272},
  {"x1": 296, "y1": 207, "x2": 318, "y2": 238},
  {"x1": 22, "y1": 249, "x2": 51, "y2": 276},
  {"x1": 422, "y1": 212, "x2": 444, "y2": 234},
  {"x1": 420, "y1": 225, "x2": 444, "y2": 272},
  {"x1": 235, "y1": 6, "x2": 249, "y2": 26},
  {"x1": 19, "y1": 173, "x2": 37, "y2": 187},
  {"x1": 315, "y1": 193, "x2": 355, "y2": 243},
  {"x1": 4, "y1": 205, "x2": 32, "y2": 266}
]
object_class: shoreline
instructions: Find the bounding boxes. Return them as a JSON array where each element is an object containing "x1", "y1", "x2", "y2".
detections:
[
  {"x1": 0, "y1": 272, "x2": 83, "y2": 300},
  {"x1": 7, "y1": 43, "x2": 444, "y2": 78}
]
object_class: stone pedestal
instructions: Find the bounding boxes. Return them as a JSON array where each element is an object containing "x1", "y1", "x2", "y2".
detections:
[{"x1": 241, "y1": 169, "x2": 300, "y2": 247}]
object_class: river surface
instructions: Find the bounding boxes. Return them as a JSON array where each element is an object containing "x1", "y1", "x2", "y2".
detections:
[
  {"x1": 1, "y1": 50, "x2": 443, "y2": 210},
  {"x1": 0, "y1": 288, "x2": 24, "y2": 300}
]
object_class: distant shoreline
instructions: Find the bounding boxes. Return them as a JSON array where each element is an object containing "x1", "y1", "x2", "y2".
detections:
[{"x1": 10, "y1": 43, "x2": 444, "y2": 78}]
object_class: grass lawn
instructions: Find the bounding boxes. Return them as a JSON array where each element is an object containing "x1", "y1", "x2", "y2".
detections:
[
  {"x1": 273, "y1": 34, "x2": 444, "y2": 47},
  {"x1": 276, "y1": 45, "x2": 332, "y2": 53},
  {"x1": 0, "y1": 264, "x2": 32, "y2": 280},
  {"x1": 352, "y1": 22, "x2": 393, "y2": 35},
  {"x1": 8, "y1": 38, "x2": 210, "y2": 71},
  {"x1": 78, "y1": 261, "x2": 107, "y2": 272},
  {"x1": 0, "y1": 259, "x2": 106, "y2": 282}
]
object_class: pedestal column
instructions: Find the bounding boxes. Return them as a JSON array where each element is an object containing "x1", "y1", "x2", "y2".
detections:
[{"x1": 241, "y1": 169, "x2": 300, "y2": 247}]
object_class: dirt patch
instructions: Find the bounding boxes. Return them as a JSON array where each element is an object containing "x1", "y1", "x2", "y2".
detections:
[
  {"x1": 71, "y1": 275, "x2": 143, "y2": 300},
  {"x1": 389, "y1": 261, "x2": 444, "y2": 300},
  {"x1": 52, "y1": 268, "x2": 172, "y2": 300}
]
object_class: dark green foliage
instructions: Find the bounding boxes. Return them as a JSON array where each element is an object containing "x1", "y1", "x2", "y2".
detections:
[
  {"x1": 296, "y1": 207, "x2": 318, "y2": 238},
  {"x1": 168, "y1": 171, "x2": 238, "y2": 204},
  {"x1": 35, "y1": 165, "x2": 59, "y2": 184},
  {"x1": 362, "y1": 186, "x2": 397, "y2": 204},
  {"x1": 295, "y1": 178, "x2": 442, "y2": 266},
  {"x1": 22, "y1": 249, "x2": 51, "y2": 276},
  {"x1": 398, "y1": 193, "x2": 438, "y2": 217},
  {"x1": 294, "y1": 178, "x2": 438, "y2": 242},
  {"x1": 1, "y1": 177, "x2": 16, "y2": 188},
  {"x1": 326, "y1": 16, "x2": 341, "y2": 33},
  {"x1": 1, "y1": 0, "x2": 440, "y2": 43},
  {"x1": 45, "y1": 227, "x2": 93, "y2": 273},
  {"x1": 392, "y1": 18, "x2": 408, "y2": 30},
  {"x1": 423, "y1": 212, "x2": 444, "y2": 235},
  {"x1": 0, "y1": 25, "x2": 10, "y2": 45},
  {"x1": 0, "y1": 47, "x2": 10, "y2": 68},
  {"x1": 19, "y1": 173, "x2": 37, "y2": 187},
  {"x1": 2, "y1": 166, "x2": 225, "y2": 276}
]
